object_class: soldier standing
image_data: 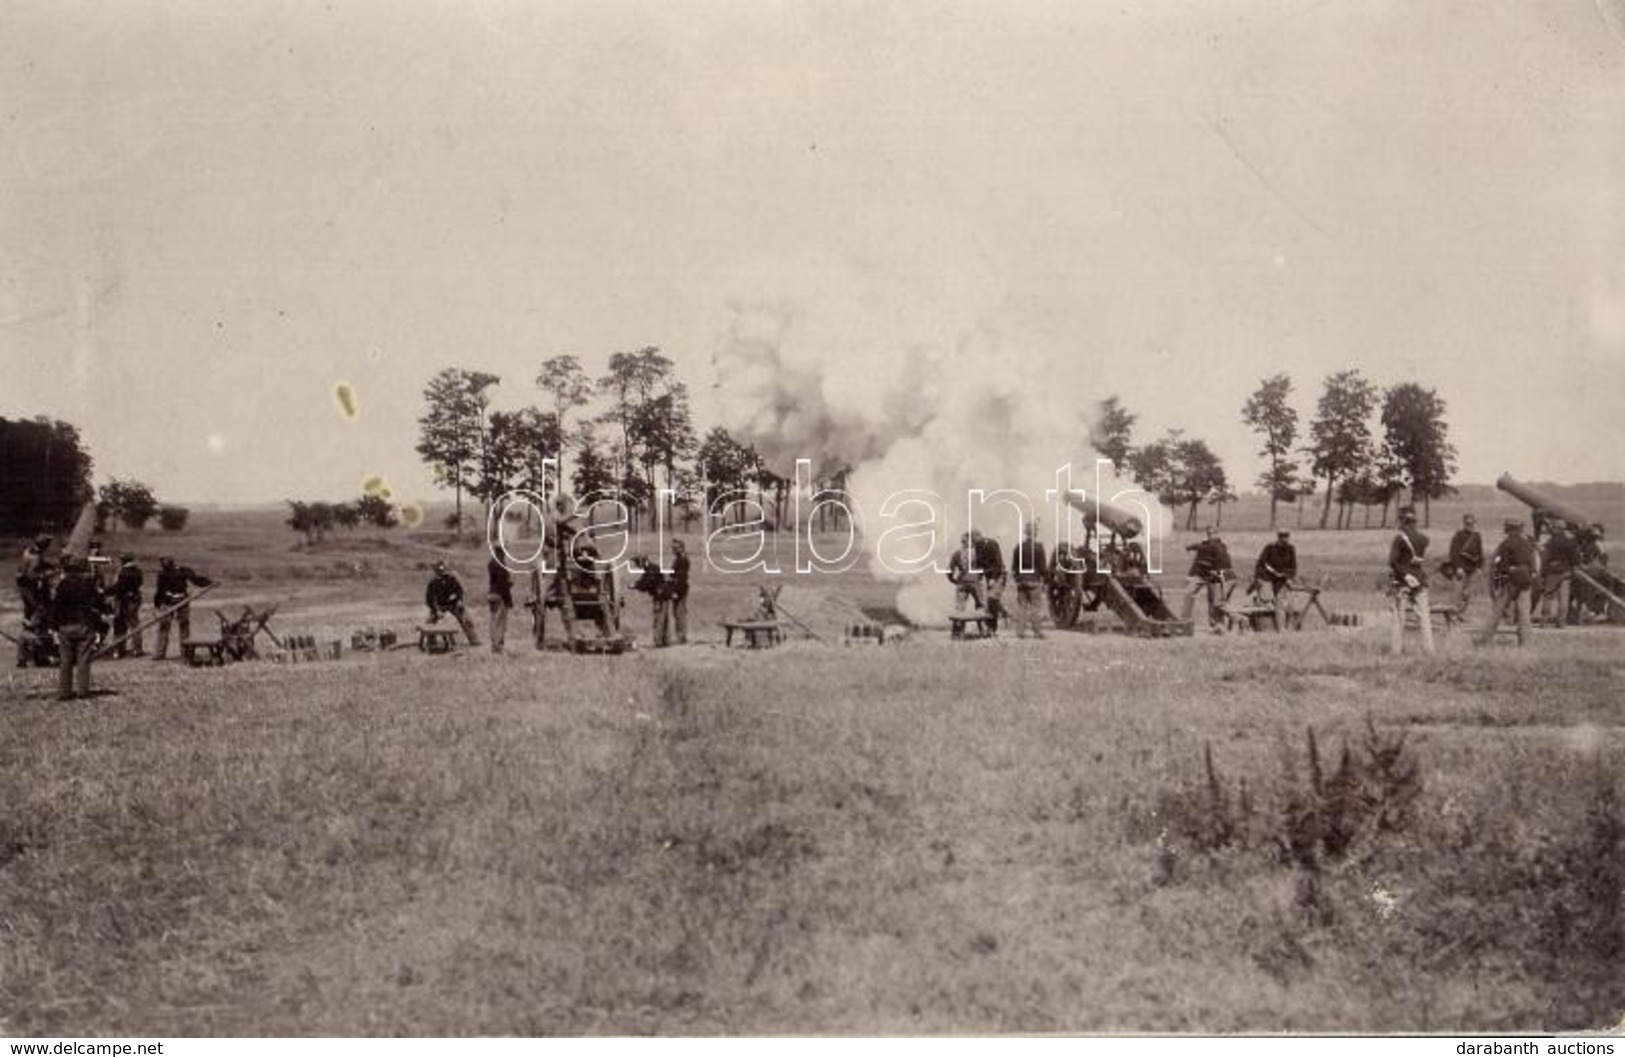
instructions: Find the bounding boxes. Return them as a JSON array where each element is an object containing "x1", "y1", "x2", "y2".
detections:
[
  {"x1": 425, "y1": 561, "x2": 480, "y2": 646},
  {"x1": 1180, "y1": 527, "x2": 1233, "y2": 625},
  {"x1": 1446, "y1": 514, "x2": 1485, "y2": 615},
  {"x1": 1388, "y1": 507, "x2": 1435, "y2": 655},
  {"x1": 1010, "y1": 521, "x2": 1048, "y2": 639},
  {"x1": 49, "y1": 555, "x2": 106, "y2": 699},
  {"x1": 153, "y1": 556, "x2": 214, "y2": 660},
  {"x1": 487, "y1": 555, "x2": 514, "y2": 654},
  {"x1": 111, "y1": 554, "x2": 145, "y2": 657},
  {"x1": 1478, "y1": 520, "x2": 1537, "y2": 646},
  {"x1": 631, "y1": 559, "x2": 671, "y2": 647},
  {"x1": 16, "y1": 534, "x2": 55, "y2": 623},
  {"x1": 974, "y1": 529, "x2": 1007, "y2": 634},
  {"x1": 1538, "y1": 523, "x2": 1580, "y2": 629},
  {"x1": 947, "y1": 533, "x2": 985, "y2": 613},
  {"x1": 1253, "y1": 530, "x2": 1298, "y2": 631},
  {"x1": 669, "y1": 539, "x2": 691, "y2": 645}
]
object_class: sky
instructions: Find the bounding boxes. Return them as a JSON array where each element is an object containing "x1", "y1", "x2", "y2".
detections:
[{"x1": 3, "y1": 0, "x2": 1624, "y2": 506}]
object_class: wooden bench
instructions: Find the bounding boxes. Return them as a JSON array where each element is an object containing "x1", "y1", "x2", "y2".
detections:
[
  {"x1": 948, "y1": 612, "x2": 995, "y2": 640},
  {"x1": 181, "y1": 639, "x2": 227, "y2": 667},
  {"x1": 417, "y1": 626, "x2": 460, "y2": 654},
  {"x1": 721, "y1": 620, "x2": 781, "y2": 648},
  {"x1": 1222, "y1": 602, "x2": 1281, "y2": 633}
]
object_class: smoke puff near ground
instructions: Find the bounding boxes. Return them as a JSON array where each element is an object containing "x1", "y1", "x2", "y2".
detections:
[{"x1": 712, "y1": 294, "x2": 1174, "y2": 625}]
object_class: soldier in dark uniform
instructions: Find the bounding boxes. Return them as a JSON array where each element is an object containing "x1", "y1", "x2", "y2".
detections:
[
  {"x1": 1180, "y1": 527, "x2": 1233, "y2": 625},
  {"x1": 1253, "y1": 530, "x2": 1298, "y2": 631},
  {"x1": 1010, "y1": 521, "x2": 1048, "y2": 639},
  {"x1": 1537, "y1": 522, "x2": 1580, "y2": 629},
  {"x1": 111, "y1": 554, "x2": 145, "y2": 657},
  {"x1": 1388, "y1": 506, "x2": 1435, "y2": 655},
  {"x1": 425, "y1": 561, "x2": 480, "y2": 646},
  {"x1": 16, "y1": 534, "x2": 55, "y2": 623},
  {"x1": 85, "y1": 539, "x2": 111, "y2": 593},
  {"x1": 631, "y1": 558, "x2": 671, "y2": 647},
  {"x1": 49, "y1": 555, "x2": 107, "y2": 699},
  {"x1": 973, "y1": 529, "x2": 1007, "y2": 634},
  {"x1": 1479, "y1": 520, "x2": 1537, "y2": 646},
  {"x1": 947, "y1": 533, "x2": 985, "y2": 613},
  {"x1": 487, "y1": 555, "x2": 514, "y2": 654},
  {"x1": 669, "y1": 539, "x2": 691, "y2": 645},
  {"x1": 1446, "y1": 514, "x2": 1485, "y2": 615},
  {"x1": 153, "y1": 556, "x2": 214, "y2": 660}
]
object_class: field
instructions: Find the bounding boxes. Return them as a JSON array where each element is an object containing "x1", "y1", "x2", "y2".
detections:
[{"x1": 3, "y1": 505, "x2": 1624, "y2": 1036}]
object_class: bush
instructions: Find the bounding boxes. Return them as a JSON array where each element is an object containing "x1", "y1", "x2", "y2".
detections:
[{"x1": 157, "y1": 505, "x2": 190, "y2": 531}]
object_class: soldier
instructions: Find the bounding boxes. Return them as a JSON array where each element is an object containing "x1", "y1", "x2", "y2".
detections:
[
  {"x1": 974, "y1": 529, "x2": 1007, "y2": 634},
  {"x1": 49, "y1": 555, "x2": 106, "y2": 700},
  {"x1": 111, "y1": 554, "x2": 145, "y2": 658},
  {"x1": 1180, "y1": 527, "x2": 1234, "y2": 625},
  {"x1": 669, "y1": 539, "x2": 691, "y2": 645},
  {"x1": 1253, "y1": 530, "x2": 1298, "y2": 631},
  {"x1": 631, "y1": 558, "x2": 671, "y2": 647},
  {"x1": 16, "y1": 534, "x2": 55, "y2": 623},
  {"x1": 1478, "y1": 519, "x2": 1537, "y2": 647},
  {"x1": 425, "y1": 561, "x2": 480, "y2": 646},
  {"x1": 152, "y1": 556, "x2": 214, "y2": 660},
  {"x1": 85, "y1": 539, "x2": 111, "y2": 592},
  {"x1": 1010, "y1": 521, "x2": 1048, "y2": 639},
  {"x1": 1446, "y1": 514, "x2": 1485, "y2": 615},
  {"x1": 487, "y1": 554, "x2": 513, "y2": 654},
  {"x1": 1538, "y1": 522, "x2": 1580, "y2": 629},
  {"x1": 947, "y1": 533, "x2": 985, "y2": 613},
  {"x1": 1388, "y1": 506, "x2": 1435, "y2": 655}
]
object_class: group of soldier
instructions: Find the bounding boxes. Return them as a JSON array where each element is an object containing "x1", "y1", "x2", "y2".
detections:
[
  {"x1": 946, "y1": 525, "x2": 1048, "y2": 638},
  {"x1": 1389, "y1": 507, "x2": 1611, "y2": 652},
  {"x1": 13, "y1": 535, "x2": 213, "y2": 699},
  {"x1": 421, "y1": 535, "x2": 691, "y2": 652}
]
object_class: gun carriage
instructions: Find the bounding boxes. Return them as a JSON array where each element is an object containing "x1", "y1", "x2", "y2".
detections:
[{"x1": 1046, "y1": 495, "x2": 1192, "y2": 637}]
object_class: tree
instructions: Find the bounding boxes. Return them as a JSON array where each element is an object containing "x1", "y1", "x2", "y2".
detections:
[
  {"x1": 1090, "y1": 396, "x2": 1137, "y2": 476},
  {"x1": 1306, "y1": 370, "x2": 1378, "y2": 529},
  {"x1": 331, "y1": 502, "x2": 361, "y2": 532},
  {"x1": 696, "y1": 427, "x2": 756, "y2": 525},
  {"x1": 1241, "y1": 373, "x2": 1300, "y2": 530},
  {"x1": 286, "y1": 500, "x2": 337, "y2": 545},
  {"x1": 570, "y1": 426, "x2": 615, "y2": 501},
  {"x1": 1380, "y1": 383, "x2": 1458, "y2": 527},
  {"x1": 629, "y1": 384, "x2": 697, "y2": 530},
  {"x1": 157, "y1": 505, "x2": 190, "y2": 532},
  {"x1": 1130, "y1": 430, "x2": 1229, "y2": 529},
  {"x1": 0, "y1": 417, "x2": 95, "y2": 535},
  {"x1": 98, "y1": 478, "x2": 160, "y2": 531},
  {"x1": 536, "y1": 355, "x2": 593, "y2": 487},
  {"x1": 415, "y1": 368, "x2": 501, "y2": 538},
  {"x1": 1208, "y1": 481, "x2": 1238, "y2": 529},
  {"x1": 355, "y1": 494, "x2": 399, "y2": 530}
]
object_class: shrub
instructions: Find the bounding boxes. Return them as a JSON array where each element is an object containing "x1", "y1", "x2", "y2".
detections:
[{"x1": 157, "y1": 505, "x2": 189, "y2": 531}]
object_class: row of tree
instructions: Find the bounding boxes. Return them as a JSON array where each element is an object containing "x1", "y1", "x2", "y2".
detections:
[
  {"x1": 1092, "y1": 371, "x2": 1456, "y2": 530},
  {"x1": 415, "y1": 351, "x2": 852, "y2": 536},
  {"x1": 285, "y1": 496, "x2": 399, "y2": 544},
  {"x1": 97, "y1": 479, "x2": 190, "y2": 533},
  {"x1": 0, "y1": 416, "x2": 95, "y2": 536}
]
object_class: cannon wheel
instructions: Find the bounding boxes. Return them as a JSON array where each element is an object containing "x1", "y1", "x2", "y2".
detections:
[{"x1": 1048, "y1": 585, "x2": 1081, "y2": 628}]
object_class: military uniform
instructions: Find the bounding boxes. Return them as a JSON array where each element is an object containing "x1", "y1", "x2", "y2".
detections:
[
  {"x1": 153, "y1": 559, "x2": 214, "y2": 659},
  {"x1": 1446, "y1": 517, "x2": 1485, "y2": 615},
  {"x1": 1010, "y1": 529, "x2": 1048, "y2": 639},
  {"x1": 1479, "y1": 521, "x2": 1537, "y2": 647},
  {"x1": 49, "y1": 559, "x2": 106, "y2": 699},
  {"x1": 1389, "y1": 512, "x2": 1435, "y2": 655},
  {"x1": 974, "y1": 532, "x2": 1007, "y2": 633},
  {"x1": 16, "y1": 537, "x2": 55, "y2": 623},
  {"x1": 947, "y1": 536, "x2": 985, "y2": 613},
  {"x1": 426, "y1": 564, "x2": 480, "y2": 645},
  {"x1": 632, "y1": 562, "x2": 671, "y2": 647},
  {"x1": 487, "y1": 557, "x2": 514, "y2": 653},
  {"x1": 1539, "y1": 526, "x2": 1580, "y2": 628},
  {"x1": 1181, "y1": 530, "x2": 1234, "y2": 624},
  {"x1": 1254, "y1": 532, "x2": 1298, "y2": 630},
  {"x1": 669, "y1": 542, "x2": 691, "y2": 645},
  {"x1": 112, "y1": 556, "x2": 144, "y2": 657}
]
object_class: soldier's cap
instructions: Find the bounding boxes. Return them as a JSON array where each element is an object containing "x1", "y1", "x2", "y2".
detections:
[
  {"x1": 1504, "y1": 519, "x2": 1521, "y2": 531},
  {"x1": 672, "y1": 540, "x2": 686, "y2": 551},
  {"x1": 1277, "y1": 530, "x2": 1291, "y2": 539},
  {"x1": 1463, "y1": 514, "x2": 1476, "y2": 525},
  {"x1": 433, "y1": 560, "x2": 447, "y2": 572},
  {"x1": 1590, "y1": 522, "x2": 1606, "y2": 535},
  {"x1": 120, "y1": 553, "x2": 136, "y2": 562},
  {"x1": 970, "y1": 528, "x2": 984, "y2": 541},
  {"x1": 1398, "y1": 507, "x2": 1417, "y2": 520},
  {"x1": 160, "y1": 555, "x2": 175, "y2": 565}
]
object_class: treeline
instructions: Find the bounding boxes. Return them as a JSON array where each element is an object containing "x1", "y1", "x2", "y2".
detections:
[
  {"x1": 414, "y1": 350, "x2": 850, "y2": 536},
  {"x1": 285, "y1": 496, "x2": 398, "y2": 544},
  {"x1": 0, "y1": 417, "x2": 188, "y2": 537},
  {"x1": 1095, "y1": 370, "x2": 1456, "y2": 531}
]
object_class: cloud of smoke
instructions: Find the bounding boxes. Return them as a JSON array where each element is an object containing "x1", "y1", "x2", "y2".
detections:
[{"x1": 711, "y1": 267, "x2": 1169, "y2": 625}]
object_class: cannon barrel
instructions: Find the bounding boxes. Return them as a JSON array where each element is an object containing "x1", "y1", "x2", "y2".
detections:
[
  {"x1": 1495, "y1": 473, "x2": 1601, "y2": 531},
  {"x1": 1065, "y1": 494, "x2": 1146, "y2": 540}
]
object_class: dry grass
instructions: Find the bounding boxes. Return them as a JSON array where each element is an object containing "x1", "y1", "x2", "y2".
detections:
[{"x1": 2, "y1": 511, "x2": 1623, "y2": 1035}]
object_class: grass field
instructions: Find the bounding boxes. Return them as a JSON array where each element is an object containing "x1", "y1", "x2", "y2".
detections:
[{"x1": 2, "y1": 508, "x2": 1623, "y2": 1035}]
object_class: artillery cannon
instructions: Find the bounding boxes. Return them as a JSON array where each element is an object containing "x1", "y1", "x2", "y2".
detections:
[
  {"x1": 1046, "y1": 495, "x2": 1192, "y2": 637},
  {"x1": 1495, "y1": 473, "x2": 1625, "y2": 624}
]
